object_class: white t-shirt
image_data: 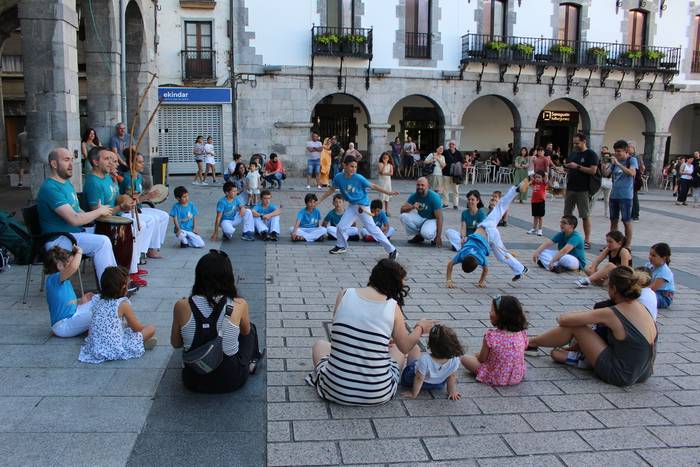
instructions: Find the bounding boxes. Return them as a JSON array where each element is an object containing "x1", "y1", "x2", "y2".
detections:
[
  {"x1": 415, "y1": 353, "x2": 460, "y2": 385},
  {"x1": 204, "y1": 143, "x2": 216, "y2": 156},
  {"x1": 227, "y1": 161, "x2": 237, "y2": 174},
  {"x1": 638, "y1": 287, "x2": 658, "y2": 321},
  {"x1": 246, "y1": 171, "x2": 261, "y2": 190},
  {"x1": 306, "y1": 141, "x2": 322, "y2": 160}
]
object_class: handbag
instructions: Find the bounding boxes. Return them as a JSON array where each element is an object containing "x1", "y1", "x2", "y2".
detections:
[
  {"x1": 450, "y1": 161, "x2": 464, "y2": 184},
  {"x1": 182, "y1": 297, "x2": 232, "y2": 375}
]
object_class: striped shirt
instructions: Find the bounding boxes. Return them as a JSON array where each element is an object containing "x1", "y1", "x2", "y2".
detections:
[
  {"x1": 307, "y1": 288, "x2": 399, "y2": 405},
  {"x1": 180, "y1": 295, "x2": 240, "y2": 356}
]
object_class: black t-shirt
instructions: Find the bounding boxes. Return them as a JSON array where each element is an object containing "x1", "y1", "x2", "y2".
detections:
[
  {"x1": 443, "y1": 149, "x2": 463, "y2": 176},
  {"x1": 566, "y1": 148, "x2": 599, "y2": 192}
]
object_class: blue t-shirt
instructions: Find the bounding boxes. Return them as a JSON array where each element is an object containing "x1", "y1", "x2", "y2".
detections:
[
  {"x1": 372, "y1": 211, "x2": 389, "y2": 228},
  {"x1": 332, "y1": 173, "x2": 371, "y2": 206},
  {"x1": 84, "y1": 173, "x2": 119, "y2": 208},
  {"x1": 407, "y1": 190, "x2": 442, "y2": 219},
  {"x1": 297, "y1": 208, "x2": 322, "y2": 229},
  {"x1": 254, "y1": 202, "x2": 278, "y2": 216},
  {"x1": 323, "y1": 209, "x2": 343, "y2": 227},
  {"x1": 551, "y1": 230, "x2": 586, "y2": 268},
  {"x1": 119, "y1": 172, "x2": 143, "y2": 195},
  {"x1": 36, "y1": 178, "x2": 82, "y2": 233},
  {"x1": 170, "y1": 202, "x2": 198, "y2": 231},
  {"x1": 611, "y1": 157, "x2": 638, "y2": 199},
  {"x1": 45, "y1": 272, "x2": 78, "y2": 325},
  {"x1": 216, "y1": 196, "x2": 244, "y2": 221},
  {"x1": 647, "y1": 262, "x2": 675, "y2": 293},
  {"x1": 461, "y1": 208, "x2": 487, "y2": 235},
  {"x1": 452, "y1": 232, "x2": 490, "y2": 266},
  {"x1": 109, "y1": 135, "x2": 128, "y2": 155}
]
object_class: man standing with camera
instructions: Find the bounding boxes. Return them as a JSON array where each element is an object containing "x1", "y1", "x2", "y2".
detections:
[{"x1": 604, "y1": 140, "x2": 637, "y2": 248}]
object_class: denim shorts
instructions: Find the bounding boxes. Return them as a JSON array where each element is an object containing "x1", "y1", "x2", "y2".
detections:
[
  {"x1": 609, "y1": 198, "x2": 632, "y2": 222},
  {"x1": 400, "y1": 360, "x2": 445, "y2": 389},
  {"x1": 307, "y1": 158, "x2": 321, "y2": 175}
]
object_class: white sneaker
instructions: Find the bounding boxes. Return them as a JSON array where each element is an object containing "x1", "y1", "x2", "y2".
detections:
[
  {"x1": 306, "y1": 185, "x2": 311, "y2": 189},
  {"x1": 537, "y1": 229, "x2": 543, "y2": 236},
  {"x1": 192, "y1": 181, "x2": 200, "y2": 186},
  {"x1": 201, "y1": 181, "x2": 208, "y2": 186},
  {"x1": 576, "y1": 277, "x2": 590, "y2": 288},
  {"x1": 527, "y1": 229, "x2": 536, "y2": 235}
]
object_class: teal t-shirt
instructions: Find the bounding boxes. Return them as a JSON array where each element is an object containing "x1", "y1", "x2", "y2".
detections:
[
  {"x1": 297, "y1": 208, "x2": 321, "y2": 229},
  {"x1": 461, "y1": 208, "x2": 487, "y2": 235},
  {"x1": 170, "y1": 202, "x2": 198, "y2": 231},
  {"x1": 332, "y1": 173, "x2": 371, "y2": 206},
  {"x1": 119, "y1": 172, "x2": 143, "y2": 195},
  {"x1": 551, "y1": 230, "x2": 586, "y2": 268},
  {"x1": 406, "y1": 190, "x2": 442, "y2": 219},
  {"x1": 216, "y1": 196, "x2": 244, "y2": 221},
  {"x1": 372, "y1": 211, "x2": 389, "y2": 227},
  {"x1": 254, "y1": 202, "x2": 278, "y2": 216},
  {"x1": 84, "y1": 173, "x2": 119, "y2": 208},
  {"x1": 45, "y1": 272, "x2": 78, "y2": 325},
  {"x1": 452, "y1": 232, "x2": 489, "y2": 266},
  {"x1": 36, "y1": 178, "x2": 82, "y2": 233},
  {"x1": 323, "y1": 209, "x2": 343, "y2": 227}
]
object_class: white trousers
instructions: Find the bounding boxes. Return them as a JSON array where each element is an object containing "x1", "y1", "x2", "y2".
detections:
[
  {"x1": 326, "y1": 226, "x2": 359, "y2": 238},
  {"x1": 289, "y1": 226, "x2": 327, "y2": 242},
  {"x1": 538, "y1": 248, "x2": 580, "y2": 270},
  {"x1": 400, "y1": 211, "x2": 437, "y2": 241},
  {"x1": 141, "y1": 207, "x2": 169, "y2": 249},
  {"x1": 45, "y1": 229, "x2": 116, "y2": 281},
  {"x1": 121, "y1": 212, "x2": 155, "y2": 274},
  {"x1": 221, "y1": 210, "x2": 255, "y2": 238},
  {"x1": 177, "y1": 230, "x2": 205, "y2": 248},
  {"x1": 445, "y1": 228, "x2": 463, "y2": 251},
  {"x1": 360, "y1": 226, "x2": 396, "y2": 239},
  {"x1": 336, "y1": 204, "x2": 395, "y2": 253},
  {"x1": 479, "y1": 185, "x2": 525, "y2": 275},
  {"x1": 51, "y1": 300, "x2": 94, "y2": 337},
  {"x1": 254, "y1": 215, "x2": 281, "y2": 234}
]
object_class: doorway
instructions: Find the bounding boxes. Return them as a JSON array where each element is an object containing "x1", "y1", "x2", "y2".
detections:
[
  {"x1": 401, "y1": 106, "x2": 441, "y2": 155},
  {"x1": 312, "y1": 104, "x2": 357, "y2": 147},
  {"x1": 536, "y1": 110, "x2": 578, "y2": 159}
]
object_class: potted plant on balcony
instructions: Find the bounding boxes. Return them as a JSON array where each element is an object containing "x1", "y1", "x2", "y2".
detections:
[
  {"x1": 550, "y1": 43, "x2": 574, "y2": 64},
  {"x1": 342, "y1": 34, "x2": 367, "y2": 54},
  {"x1": 643, "y1": 50, "x2": 666, "y2": 69},
  {"x1": 484, "y1": 40, "x2": 508, "y2": 59},
  {"x1": 587, "y1": 47, "x2": 608, "y2": 66},
  {"x1": 622, "y1": 49, "x2": 642, "y2": 67},
  {"x1": 315, "y1": 33, "x2": 340, "y2": 54},
  {"x1": 512, "y1": 43, "x2": 534, "y2": 61}
]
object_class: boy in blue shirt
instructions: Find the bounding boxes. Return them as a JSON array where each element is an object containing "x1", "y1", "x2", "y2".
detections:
[
  {"x1": 318, "y1": 155, "x2": 398, "y2": 257},
  {"x1": 361, "y1": 199, "x2": 395, "y2": 242},
  {"x1": 323, "y1": 194, "x2": 359, "y2": 241},
  {"x1": 532, "y1": 215, "x2": 587, "y2": 272},
  {"x1": 211, "y1": 182, "x2": 255, "y2": 241},
  {"x1": 170, "y1": 186, "x2": 205, "y2": 248},
  {"x1": 252, "y1": 189, "x2": 282, "y2": 241},
  {"x1": 446, "y1": 179, "x2": 529, "y2": 288},
  {"x1": 290, "y1": 193, "x2": 327, "y2": 242}
]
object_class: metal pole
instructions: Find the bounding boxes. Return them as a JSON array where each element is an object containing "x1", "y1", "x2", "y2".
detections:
[
  {"x1": 229, "y1": 0, "x2": 237, "y2": 154},
  {"x1": 120, "y1": 0, "x2": 127, "y2": 121}
]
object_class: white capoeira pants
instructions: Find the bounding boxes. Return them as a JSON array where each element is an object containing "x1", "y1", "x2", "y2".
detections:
[
  {"x1": 445, "y1": 228, "x2": 464, "y2": 251},
  {"x1": 360, "y1": 226, "x2": 396, "y2": 239},
  {"x1": 336, "y1": 204, "x2": 395, "y2": 253},
  {"x1": 538, "y1": 248, "x2": 580, "y2": 270},
  {"x1": 140, "y1": 207, "x2": 169, "y2": 249},
  {"x1": 400, "y1": 211, "x2": 437, "y2": 241},
  {"x1": 479, "y1": 185, "x2": 525, "y2": 275},
  {"x1": 289, "y1": 226, "x2": 327, "y2": 242},
  {"x1": 45, "y1": 229, "x2": 116, "y2": 281},
  {"x1": 221, "y1": 210, "x2": 255, "y2": 238},
  {"x1": 254, "y1": 216, "x2": 280, "y2": 234},
  {"x1": 121, "y1": 212, "x2": 155, "y2": 274},
  {"x1": 52, "y1": 300, "x2": 94, "y2": 337},
  {"x1": 326, "y1": 225, "x2": 359, "y2": 239},
  {"x1": 177, "y1": 230, "x2": 205, "y2": 248}
]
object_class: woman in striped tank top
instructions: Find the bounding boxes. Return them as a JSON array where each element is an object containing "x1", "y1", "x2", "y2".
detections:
[{"x1": 306, "y1": 259, "x2": 435, "y2": 405}]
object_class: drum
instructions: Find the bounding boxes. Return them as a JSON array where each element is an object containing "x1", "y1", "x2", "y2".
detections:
[
  {"x1": 148, "y1": 184, "x2": 169, "y2": 204},
  {"x1": 95, "y1": 216, "x2": 134, "y2": 270}
]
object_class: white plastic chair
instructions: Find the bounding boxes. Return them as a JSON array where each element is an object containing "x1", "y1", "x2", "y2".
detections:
[{"x1": 496, "y1": 167, "x2": 514, "y2": 184}]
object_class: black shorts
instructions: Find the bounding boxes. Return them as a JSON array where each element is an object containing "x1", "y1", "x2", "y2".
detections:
[{"x1": 531, "y1": 201, "x2": 545, "y2": 217}]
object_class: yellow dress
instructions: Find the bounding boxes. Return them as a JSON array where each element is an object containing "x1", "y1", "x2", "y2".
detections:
[{"x1": 319, "y1": 142, "x2": 332, "y2": 186}]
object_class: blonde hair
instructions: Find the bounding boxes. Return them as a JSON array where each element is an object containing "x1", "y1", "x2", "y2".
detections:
[{"x1": 608, "y1": 266, "x2": 644, "y2": 300}]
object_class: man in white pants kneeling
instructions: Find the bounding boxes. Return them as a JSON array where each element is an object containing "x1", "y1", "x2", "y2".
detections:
[
  {"x1": 252, "y1": 189, "x2": 281, "y2": 241},
  {"x1": 532, "y1": 215, "x2": 587, "y2": 273},
  {"x1": 399, "y1": 177, "x2": 444, "y2": 247}
]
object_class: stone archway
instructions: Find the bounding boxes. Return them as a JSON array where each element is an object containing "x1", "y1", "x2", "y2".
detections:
[
  {"x1": 460, "y1": 95, "x2": 521, "y2": 155},
  {"x1": 387, "y1": 94, "x2": 445, "y2": 156},
  {"x1": 535, "y1": 98, "x2": 592, "y2": 158},
  {"x1": 604, "y1": 101, "x2": 656, "y2": 166},
  {"x1": 667, "y1": 104, "x2": 700, "y2": 163}
]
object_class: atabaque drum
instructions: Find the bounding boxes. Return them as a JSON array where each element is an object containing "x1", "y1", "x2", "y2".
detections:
[{"x1": 95, "y1": 216, "x2": 134, "y2": 270}]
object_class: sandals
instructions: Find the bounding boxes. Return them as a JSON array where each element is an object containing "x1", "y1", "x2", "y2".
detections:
[
  {"x1": 249, "y1": 348, "x2": 266, "y2": 375},
  {"x1": 584, "y1": 241, "x2": 591, "y2": 250}
]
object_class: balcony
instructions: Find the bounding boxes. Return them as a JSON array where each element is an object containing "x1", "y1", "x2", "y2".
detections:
[
  {"x1": 311, "y1": 26, "x2": 373, "y2": 58},
  {"x1": 692, "y1": 51, "x2": 700, "y2": 73},
  {"x1": 179, "y1": 0, "x2": 216, "y2": 9},
  {"x1": 181, "y1": 49, "x2": 216, "y2": 81},
  {"x1": 461, "y1": 34, "x2": 681, "y2": 72},
  {"x1": 405, "y1": 32, "x2": 431, "y2": 59}
]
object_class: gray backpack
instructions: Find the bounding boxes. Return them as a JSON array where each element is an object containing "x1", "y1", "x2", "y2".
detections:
[{"x1": 182, "y1": 297, "x2": 232, "y2": 375}]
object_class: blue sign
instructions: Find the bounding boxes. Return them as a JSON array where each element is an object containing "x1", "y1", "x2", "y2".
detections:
[{"x1": 158, "y1": 87, "x2": 232, "y2": 104}]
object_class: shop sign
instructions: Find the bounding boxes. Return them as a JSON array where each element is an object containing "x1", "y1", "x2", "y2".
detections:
[
  {"x1": 541, "y1": 110, "x2": 576, "y2": 124},
  {"x1": 158, "y1": 87, "x2": 232, "y2": 104}
]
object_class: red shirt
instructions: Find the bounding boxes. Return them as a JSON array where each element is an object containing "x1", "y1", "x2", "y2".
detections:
[
  {"x1": 265, "y1": 160, "x2": 283, "y2": 174},
  {"x1": 531, "y1": 180, "x2": 547, "y2": 203}
]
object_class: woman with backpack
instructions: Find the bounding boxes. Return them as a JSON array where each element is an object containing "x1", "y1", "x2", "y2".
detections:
[{"x1": 170, "y1": 250, "x2": 264, "y2": 393}]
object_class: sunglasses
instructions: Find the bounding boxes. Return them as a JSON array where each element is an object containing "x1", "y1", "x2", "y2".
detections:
[{"x1": 209, "y1": 249, "x2": 229, "y2": 258}]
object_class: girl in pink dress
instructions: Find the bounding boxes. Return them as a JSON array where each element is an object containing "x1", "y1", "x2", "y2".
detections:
[{"x1": 461, "y1": 295, "x2": 528, "y2": 386}]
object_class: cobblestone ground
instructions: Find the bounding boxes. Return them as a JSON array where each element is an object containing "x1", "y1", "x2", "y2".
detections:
[{"x1": 0, "y1": 177, "x2": 699, "y2": 466}]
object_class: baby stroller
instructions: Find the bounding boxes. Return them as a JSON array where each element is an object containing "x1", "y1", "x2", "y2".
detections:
[{"x1": 250, "y1": 153, "x2": 268, "y2": 188}]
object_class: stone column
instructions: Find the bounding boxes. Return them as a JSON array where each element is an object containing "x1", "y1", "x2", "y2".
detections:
[
  {"x1": 85, "y1": 0, "x2": 122, "y2": 147},
  {"x1": 512, "y1": 127, "x2": 538, "y2": 151},
  {"x1": 19, "y1": 0, "x2": 81, "y2": 196},
  {"x1": 367, "y1": 124, "x2": 390, "y2": 179},
  {"x1": 645, "y1": 132, "x2": 671, "y2": 183},
  {"x1": 587, "y1": 130, "x2": 607, "y2": 154},
  {"x1": 0, "y1": 73, "x2": 6, "y2": 186},
  {"x1": 271, "y1": 121, "x2": 313, "y2": 175},
  {"x1": 443, "y1": 125, "x2": 463, "y2": 147}
]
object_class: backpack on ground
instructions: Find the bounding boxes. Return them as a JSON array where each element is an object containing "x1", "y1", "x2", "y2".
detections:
[
  {"x1": 182, "y1": 297, "x2": 232, "y2": 375},
  {"x1": 0, "y1": 210, "x2": 32, "y2": 265}
]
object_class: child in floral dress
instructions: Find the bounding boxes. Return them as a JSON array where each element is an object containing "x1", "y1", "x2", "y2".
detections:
[{"x1": 461, "y1": 295, "x2": 528, "y2": 386}]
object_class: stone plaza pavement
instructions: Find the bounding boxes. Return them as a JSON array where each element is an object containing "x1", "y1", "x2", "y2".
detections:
[{"x1": 0, "y1": 176, "x2": 699, "y2": 466}]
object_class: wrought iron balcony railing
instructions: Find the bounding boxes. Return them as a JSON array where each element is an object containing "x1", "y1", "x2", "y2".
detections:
[
  {"x1": 181, "y1": 49, "x2": 216, "y2": 80},
  {"x1": 692, "y1": 50, "x2": 700, "y2": 73},
  {"x1": 405, "y1": 32, "x2": 431, "y2": 59},
  {"x1": 461, "y1": 34, "x2": 681, "y2": 72},
  {"x1": 311, "y1": 26, "x2": 372, "y2": 58}
]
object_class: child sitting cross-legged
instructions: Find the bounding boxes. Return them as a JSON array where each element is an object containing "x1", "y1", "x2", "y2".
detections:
[
  {"x1": 361, "y1": 199, "x2": 396, "y2": 242},
  {"x1": 290, "y1": 193, "x2": 327, "y2": 242},
  {"x1": 401, "y1": 324, "x2": 463, "y2": 400},
  {"x1": 461, "y1": 295, "x2": 528, "y2": 386},
  {"x1": 170, "y1": 186, "x2": 205, "y2": 248},
  {"x1": 576, "y1": 230, "x2": 631, "y2": 288},
  {"x1": 323, "y1": 194, "x2": 359, "y2": 241}
]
